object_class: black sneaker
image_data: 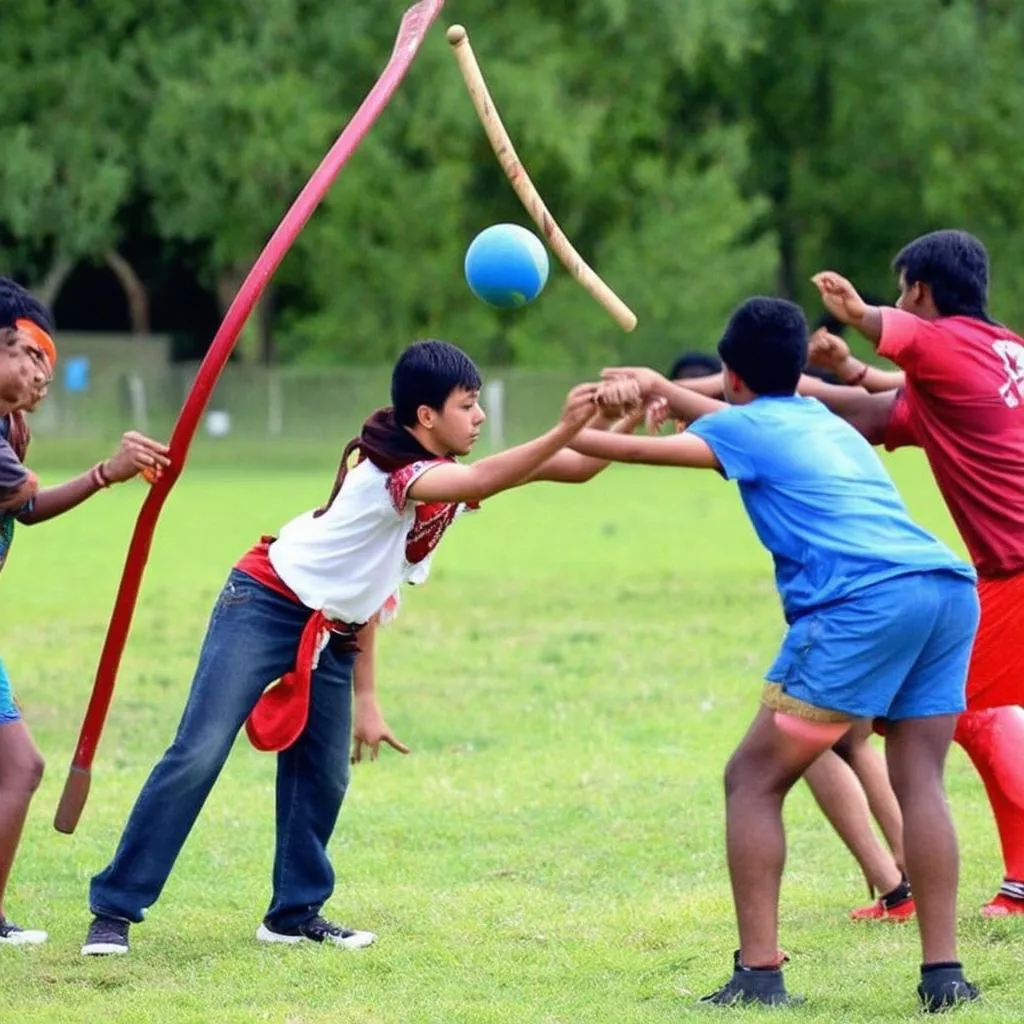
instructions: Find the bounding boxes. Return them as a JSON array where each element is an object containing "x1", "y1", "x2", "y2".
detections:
[
  {"x1": 918, "y1": 966, "x2": 980, "y2": 1013},
  {"x1": 0, "y1": 917, "x2": 47, "y2": 946},
  {"x1": 699, "y1": 951, "x2": 803, "y2": 1007},
  {"x1": 256, "y1": 914, "x2": 375, "y2": 949},
  {"x1": 81, "y1": 914, "x2": 130, "y2": 956}
]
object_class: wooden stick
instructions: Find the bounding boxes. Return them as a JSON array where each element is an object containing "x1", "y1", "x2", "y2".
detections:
[{"x1": 447, "y1": 24, "x2": 637, "y2": 333}]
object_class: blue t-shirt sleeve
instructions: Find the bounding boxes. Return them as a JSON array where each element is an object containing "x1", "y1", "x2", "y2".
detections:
[{"x1": 686, "y1": 407, "x2": 759, "y2": 482}]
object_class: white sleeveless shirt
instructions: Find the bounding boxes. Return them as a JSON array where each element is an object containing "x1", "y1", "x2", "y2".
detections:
[{"x1": 268, "y1": 458, "x2": 469, "y2": 623}]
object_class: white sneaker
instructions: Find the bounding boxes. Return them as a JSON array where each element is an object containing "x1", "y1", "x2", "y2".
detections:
[
  {"x1": 256, "y1": 915, "x2": 375, "y2": 949},
  {"x1": 0, "y1": 918, "x2": 48, "y2": 946}
]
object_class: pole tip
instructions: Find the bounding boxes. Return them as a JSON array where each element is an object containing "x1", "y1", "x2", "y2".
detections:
[{"x1": 446, "y1": 24, "x2": 466, "y2": 45}]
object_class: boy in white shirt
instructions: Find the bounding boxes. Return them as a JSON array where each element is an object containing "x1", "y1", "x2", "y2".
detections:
[{"x1": 82, "y1": 339, "x2": 628, "y2": 956}]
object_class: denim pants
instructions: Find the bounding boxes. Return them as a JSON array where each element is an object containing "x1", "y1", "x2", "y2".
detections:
[{"x1": 90, "y1": 569, "x2": 355, "y2": 931}]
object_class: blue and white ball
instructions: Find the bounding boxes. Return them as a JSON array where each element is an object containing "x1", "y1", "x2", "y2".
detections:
[{"x1": 464, "y1": 224, "x2": 550, "y2": 309}]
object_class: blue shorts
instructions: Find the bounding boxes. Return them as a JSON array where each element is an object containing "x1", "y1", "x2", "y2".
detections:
[
  {"x1": 0, "y1": 657, "x2": 20, "y2": 724},
  {"x1": 766, "y1": 571, "x2": 980, "y2": 721}
]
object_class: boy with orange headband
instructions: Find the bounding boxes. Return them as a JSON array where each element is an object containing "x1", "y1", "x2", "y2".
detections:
[{"x1": 0, "y1": 277, "x2": 169, "y2": 946}]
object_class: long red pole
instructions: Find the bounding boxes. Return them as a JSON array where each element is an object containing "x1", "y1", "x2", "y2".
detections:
[{"x1": 55, "y1": 0, "x2": 447, "y2": 834}]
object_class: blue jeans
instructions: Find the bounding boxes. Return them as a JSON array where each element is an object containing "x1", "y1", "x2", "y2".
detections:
[{"x1": 90, "y1": 570, "x2": 355, "y2": 931}]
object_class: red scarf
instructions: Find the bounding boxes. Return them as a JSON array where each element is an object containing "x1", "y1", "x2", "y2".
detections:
[{"x1": 243, "y1": 408, "x2": 449, "y2": 753}]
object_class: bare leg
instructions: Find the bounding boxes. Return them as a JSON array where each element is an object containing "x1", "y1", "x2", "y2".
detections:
[
  {"x1": 804, "y1": 748, "x2": 903, "y2": 895},
  {"x1": 885, "y1": 715, "x2": 959, "y2": 965},
  {"x1": 725, "y1": 707, "x2": 849, "y2": 966},
  {"x1": 0, "y1": 720, "x2": 45, "y2": 917},
  {"x1": 836, "y1": 721, "x2": 906, "y2": 868}
]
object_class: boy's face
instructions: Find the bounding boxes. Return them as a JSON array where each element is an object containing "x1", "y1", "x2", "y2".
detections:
[
  {"x1": 895, "y1": 271, "x2": 929, "y2": 317},
  {"x1": 22, "y1": 377, "x2": 50, "y2": 412},
  {"x1": 0, "y1": 328, "x2": 49, "y2": 409},
  {"x1": 421, "y1": 386, "x2": 486, "y2": 456}
]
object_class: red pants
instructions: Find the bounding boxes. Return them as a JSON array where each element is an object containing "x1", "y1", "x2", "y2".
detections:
[
  {"x1": 965, "y1": 573, "x2": 1024, "y2": 709},
  {"x1": 957, "y1": 572, "x2": 1024, "y2": 885}
]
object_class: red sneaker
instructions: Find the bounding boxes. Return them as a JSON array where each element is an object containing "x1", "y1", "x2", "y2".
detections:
[
  {"x1": 980, "y1": 893, "x2": 1024, "y2": 918},
  {"x1": 849, "y1": 896, "x2": 916, "y2": 922}
]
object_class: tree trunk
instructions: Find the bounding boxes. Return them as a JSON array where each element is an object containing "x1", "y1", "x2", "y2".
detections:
[
  {"x1": 35, "y1": 254, "x2": 75, "y2": 310},
  {"x1": 216, "y1": 265, "x2": 254, "y2": 363},
  {"x1": 258, "y1": 283, "x2": 276, "y2": 366},
  {"x1": 215, "y1": 265, "x2": 275, "y2": 363},
  {"x1": 104, "y1": 249, "x2": 150, "y2": 336}
]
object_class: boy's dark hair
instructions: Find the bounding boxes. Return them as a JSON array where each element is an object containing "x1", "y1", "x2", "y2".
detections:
[
  {"x1": 717, "y1": 297, "x2": 807, "y2": 397},
  {"x1": 892, "y1": 229, "x2": 989, "y2": 319},
  {"x1": 0, "y1": 276, "x2": 53, "y2": 332},
  {"x1": 668, "y1": 350, "x2": 722, "y2": 380},
  {"x1": 391, "y1": 339, "x2": 482, "y2": 426}
]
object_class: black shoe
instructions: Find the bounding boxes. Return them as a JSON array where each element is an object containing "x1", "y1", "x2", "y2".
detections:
[
  {"x1": 918, "y1": 966, "x2": 980, "y2": 1013},
  {"x1": 699, "y1": 950, "x2": 803, "y2": 1007},
  {"x1": 256, "y1": 914, "x2": 375, "y2": 949},
  {"x1": 81, "y1": 914, "x2": 130, "y2": 956}
]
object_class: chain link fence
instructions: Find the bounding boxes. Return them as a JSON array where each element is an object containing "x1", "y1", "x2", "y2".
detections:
[{"x1": 32, "y1": 335, "x2": 587, "y2": 452}]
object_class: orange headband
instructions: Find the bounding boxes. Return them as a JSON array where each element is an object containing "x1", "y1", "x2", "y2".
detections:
[{"x1": 15, "y1": 318, "x2": 56, "y2": 370}]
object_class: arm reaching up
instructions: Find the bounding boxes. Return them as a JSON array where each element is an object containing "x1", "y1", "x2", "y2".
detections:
[{"x1": 811, "y1": 272, "x2": 884, "y2": 347}]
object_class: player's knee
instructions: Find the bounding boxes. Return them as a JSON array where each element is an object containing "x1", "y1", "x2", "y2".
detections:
[
  {"x1": 724, "y1": 748, "x2": 779, "y2": 798},
  {"x1": 7, "y1": 749, "x2": 45, "y2": 796},
  {"x1": 26, "y1": 749, "x2": 45, "y2": 792},
  {"x1": 723, "y1": 751, "x2": 750, "y2": 799}
]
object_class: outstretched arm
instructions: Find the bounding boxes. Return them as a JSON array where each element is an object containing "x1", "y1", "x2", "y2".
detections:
[
  {"x1": 568, "y1": 427, "x2": 721, "y2": 470},
  {"x1": 798, "y1": 375, "x2": 898, "y2": 445},
  {"x1": 601, "y1": 366, "x2": 726, "y2": 425},
  {"x1": 18, "y1": 431, "x2": 171, "y2": 524},
  {"x1": 525, "y1": 407, "x2": 645, "y2": 484},
  {"x1": 407, "y1": 384, "x2": 599, "y2": 504}
]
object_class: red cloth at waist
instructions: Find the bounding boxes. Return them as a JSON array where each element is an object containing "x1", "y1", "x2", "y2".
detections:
[
  {"x1": 234, "y1": 535, "x2": 301, "y2": 603},
  {"x1": 234, "y1": 536, "x2": 362, "y2": 753}
]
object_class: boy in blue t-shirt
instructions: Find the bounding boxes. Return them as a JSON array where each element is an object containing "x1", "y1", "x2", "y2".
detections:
[{"x1": 576, "y1": 297, "x2": 979, "y2": 1013}]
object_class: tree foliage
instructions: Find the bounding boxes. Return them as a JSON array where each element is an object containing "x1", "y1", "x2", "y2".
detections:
[{"x1": 1, "y1": 0, "x2": 1022, "y2": 366}]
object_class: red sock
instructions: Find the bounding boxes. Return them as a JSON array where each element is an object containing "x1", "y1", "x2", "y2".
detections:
[{"x1": 955, "y1": 707, "x2": 1024, "y2": 881}]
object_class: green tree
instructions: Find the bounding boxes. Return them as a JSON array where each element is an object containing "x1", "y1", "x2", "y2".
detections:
[{"x1": 0, "y1": 2, "x2": 144, "y2": 320}]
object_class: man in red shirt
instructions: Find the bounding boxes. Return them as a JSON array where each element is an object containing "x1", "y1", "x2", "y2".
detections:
[{"x1": 809, "y1": 229, "x2": 1024, "y2": 917}]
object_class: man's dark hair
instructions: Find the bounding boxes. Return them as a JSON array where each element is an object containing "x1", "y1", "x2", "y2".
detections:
[
  {"x1": 0, "y1": 276, "x2": 53, "y2": 332},
  {"x1": 717, "y1": 298, "x2": 807, "y2": 397},
  {"x1": 892, "y1": 229, "x2": 990, "y2": 319},
  {"x1": 391, "y1": 340, "x2": 482, "y2": 426},
  {"x1": 668, "y1": 351, "x2": 722, "y2": 380}
]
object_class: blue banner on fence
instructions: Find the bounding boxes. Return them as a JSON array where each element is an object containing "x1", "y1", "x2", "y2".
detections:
[{"x1": 63, "y1": 357, "x2": 90, "y2": 393}]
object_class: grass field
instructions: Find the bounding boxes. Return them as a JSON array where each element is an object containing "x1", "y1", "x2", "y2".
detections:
[{"x1": 3, "y1": 441, "x2": 1022, "y2": 1022}]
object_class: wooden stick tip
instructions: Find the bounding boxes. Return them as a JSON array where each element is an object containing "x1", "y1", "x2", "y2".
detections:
[{"x1": 446, "y1": 24, "x2": 467, "y2": 45}]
